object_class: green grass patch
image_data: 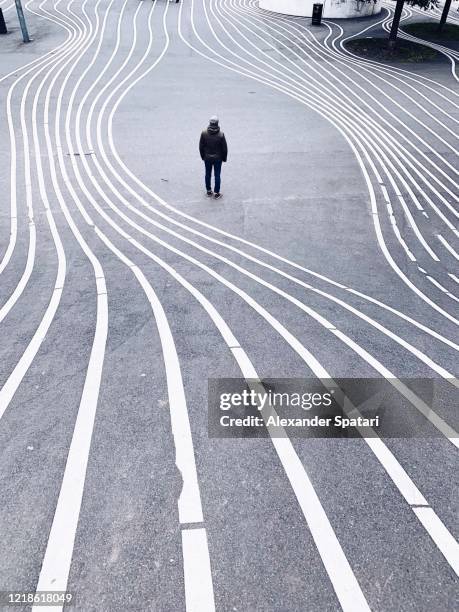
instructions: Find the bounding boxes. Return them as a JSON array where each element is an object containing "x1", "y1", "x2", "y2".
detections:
[
  {"x1": 345, "y1": 37, "x2": 440, "y2": 62},
  {"x1": 402, "y1": 21, "x2": 459, "y2": 41}
]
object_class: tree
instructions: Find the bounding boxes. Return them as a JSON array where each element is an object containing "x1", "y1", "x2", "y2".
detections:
[{"x1": 388, "y1": 0, "x2": 439, "y2": 49}]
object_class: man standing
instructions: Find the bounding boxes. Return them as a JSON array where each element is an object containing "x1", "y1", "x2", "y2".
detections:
[{"x1": 199, "y1": 116, "x2": 228, "y2": 200}]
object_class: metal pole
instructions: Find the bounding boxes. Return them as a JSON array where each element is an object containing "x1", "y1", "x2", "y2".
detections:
[{"x1": 14, "y1": 0, "x2": 30, "y2": 43}]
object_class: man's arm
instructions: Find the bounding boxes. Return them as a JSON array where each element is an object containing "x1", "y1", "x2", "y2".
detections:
[
  {"x1": 221, "y1": 134, "x2": 228, "y2": 162},
  {"x1": 199, "y1": 132, "x2": 205, "y2": 160}
]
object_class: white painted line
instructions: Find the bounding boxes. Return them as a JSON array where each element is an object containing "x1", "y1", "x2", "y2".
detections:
[
  {"x1": 0, "y1": 218, "x2": 66, "y2": 419},
  {"x1": 426, "y1": 275, "x2": 448, "y2": 293},
  {"x1": 425, "y1": 276, "x2": 459, "y2": 305},
  {"x1": 97, "y1": 0, "x2": 459, "y2": 536},
  {"x1": 0, "y1": 0, "x2": 99, "y2": 420},
  {"x1": 438, "y1": 234, "x2": 459, "y2": 261},
  {"x1": 84, "y1": 112, "x2": 372, "y2": 612},
  {"x1": 56, "y1": 11, "x2": 215, "y2": 612},
  {"x1": 235, "y1": 0, "x2": 459, "y2": 217},
  {"x1": 230, "y1": 347, "x2": 257, "y2": 378},
  {"x1": 57, "y1": 0, "x2": 459, "y2": 600},
  {"x1": 33, "y1": 292, "x2": 107, "y2": 596},
  {"x1": 182, "y1": 529, "x2": 216, "y2": 612},
  {"x1": 412, "y1": 507, "x2": 459, "y2": 578},
  {"x1": 32, "y1": 5, "x2": 108, "y2": 611},
  {"x1": 86, "y1": 57, "x2": 457, "y2": 384},
  {"x1": 0, "y1": 2, "x2": 76, "y2": 279},
  {"x1": 90, "y1": 180, "x2": 454, "y2": 600},
  {"x1": 400, "y1": 193, "x2": 422, "y2": 212},
  {"x1": 92, "y1": 234, "x2": 204, "y2": 521},
  {"x1": 0, "y1": 225, "x2": 36, "y2": 324},
  {"x1": 104, "y1": 26, "x2": 459, "y2": 354},
  {"x1": 180, "y1": 0, "x2": 459, "y2": 326},
  {"x1": 121, "y1": 0, "x2": 459, "y2": 506},
  {"x1": 85, "y1": 150, "x2": 374, "y2": 612},
  {"x1": 131, "y1": 264, "x2": 204, "y2": 524},
  {"x1": 365, "y1": 437, "x2": 428, "y2": 506},
  {"x1": 396, "y1": 196, "x2": 439, "y2": 261},
  {"x1": 83, "y1": 125, "x2": 459, "y2": 410},
  {"x1": 392, "y1": 223, "x2": 417, "y2": 261},
  {"x1": 332, "y1": 329, "x2": 459, "y2": 446},
  {"x1": 271, "y1": 437, "x2": 371, "y2": 611},
  {"x1": 239, "y1": 380, "x2": 370, "y2": 611}
]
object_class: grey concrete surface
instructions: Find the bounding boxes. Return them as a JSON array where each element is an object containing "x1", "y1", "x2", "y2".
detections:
[{"x1": 0, "y1": 1, "x2": 458, "y2": 611}]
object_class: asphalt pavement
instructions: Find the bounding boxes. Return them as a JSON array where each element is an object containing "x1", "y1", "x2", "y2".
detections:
[{"x1": 0, "y1": 0, "x2": 458, "y2": 610}]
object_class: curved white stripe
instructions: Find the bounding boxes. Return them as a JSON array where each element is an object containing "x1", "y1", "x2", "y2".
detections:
[
  {"x1": 51, "y1": 3, "x2": 215, "y2": 609},
  {"x1": 48, "y1": 0, "x2": 459, "y2": 590},
  {"x1": 96, "y1": 0, "x2": 459, "y2": 353},
  {"x1": 184, "y1": 0, "x2": 459, "y2": 323},
  {"x1": 71, "y1": 0, "x2": 459, "y2": 580}
]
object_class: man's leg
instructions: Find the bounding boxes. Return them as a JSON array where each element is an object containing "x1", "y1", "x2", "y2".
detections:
[
  {"x1": 204, "y1": 160, "x2": 212, "y2": 192},
  {"x1": 214, "y1": 160, "x2": 222, "y2": 194}
]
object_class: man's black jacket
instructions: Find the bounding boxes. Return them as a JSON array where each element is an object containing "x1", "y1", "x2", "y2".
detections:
[{"x1": 199, "y1": 128, "x2": 228, "y2": 162}]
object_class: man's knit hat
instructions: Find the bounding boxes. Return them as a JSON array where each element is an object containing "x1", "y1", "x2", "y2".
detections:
[{"x1": 209, "y1": 115, "x2": 219, "y2": 125}]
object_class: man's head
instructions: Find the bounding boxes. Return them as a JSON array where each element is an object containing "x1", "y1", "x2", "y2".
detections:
[{"x1": 207, "y1": 115, "x2": 220, "y2": 134}]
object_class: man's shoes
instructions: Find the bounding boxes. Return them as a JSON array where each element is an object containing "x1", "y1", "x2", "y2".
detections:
[
  {"x1": 206, "y1": 190, "x2": 213, "y2": 197},
  {"x1": 214, "y1": 192, "x2": 223, "y2": 200}
]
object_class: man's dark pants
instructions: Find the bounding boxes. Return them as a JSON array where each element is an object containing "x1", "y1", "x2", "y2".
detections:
[{"x1": 204, "y1": 160, "x2": 222, "y2": 193}]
